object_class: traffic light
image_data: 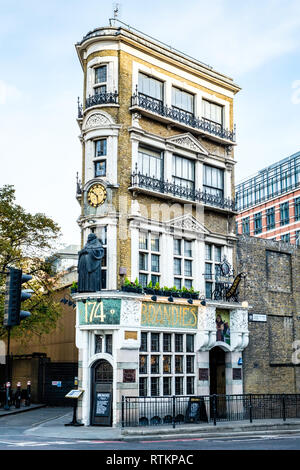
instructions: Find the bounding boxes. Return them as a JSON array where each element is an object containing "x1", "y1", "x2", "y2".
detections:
[{"x1": 3, "y1": 267, "x2": 33, "y2": 327}]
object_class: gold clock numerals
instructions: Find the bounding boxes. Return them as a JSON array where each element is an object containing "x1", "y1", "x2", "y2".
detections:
[{"x1": 87, "y1": 184, "x2": 107, "y2": 207}]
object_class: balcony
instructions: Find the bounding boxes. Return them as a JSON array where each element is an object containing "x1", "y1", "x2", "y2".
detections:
[
  {"x1": 130, "y1": 170, "x2": 236, "y2": 212},
  {"x1": 130, "y1": 91, "x2": 236, "y2": 144},
  {"x1": 85, "y1": 91, "x2": 119, "y2": 110}
]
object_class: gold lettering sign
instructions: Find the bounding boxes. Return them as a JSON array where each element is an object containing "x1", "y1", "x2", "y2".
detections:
[
  {"x1": 125, "y1": 331, "x2": 138, "y2": 340},
  {"x1": 141, "y1": 302, "x2": 197, "y2": 329}
]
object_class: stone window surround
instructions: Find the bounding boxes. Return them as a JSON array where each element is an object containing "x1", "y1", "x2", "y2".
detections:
[
  {"x1": 86, "y1": 56, "x2": 118, "y2": 97},
  {"x1": 132, "y1": 61, "x2": 230, "y2": 129},
  {"x1": 83, "y1": 123, "x2": 119, "y2": 186},
  {"x1": 130, "y1": 131, "x2": 232, "y2": 200}
]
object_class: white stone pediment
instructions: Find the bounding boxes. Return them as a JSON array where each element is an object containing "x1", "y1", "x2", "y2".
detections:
[
  {"x1": 83, "y1": 111, "x2": 115, "y2": 130},
  {"x1": 166, "y1": 133, "x2": 209, "y2": 155},
  {"x1": 166, "y1": 214, "x2": 210, "y2": 234}
]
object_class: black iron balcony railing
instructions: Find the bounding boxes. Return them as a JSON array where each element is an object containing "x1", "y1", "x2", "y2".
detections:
[
  {"x1": 131, "y1": 170, "x2": 236, "y2": 211},
  {"x1": 77, "y1": 97, "x2": 83, "y2": 118},
  {"x1": 131, "y1": 91, "x2": 236, "y2": 143},
  {"x1": 86, "y1": 91, "x2": 118, "y2": 109}
]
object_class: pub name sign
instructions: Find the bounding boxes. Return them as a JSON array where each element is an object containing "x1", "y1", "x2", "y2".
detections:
[{"x1": 141, "y1": 302, "x2": 198, "y2": 329}]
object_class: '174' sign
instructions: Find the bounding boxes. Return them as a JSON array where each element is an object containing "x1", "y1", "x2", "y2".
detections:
[{"x1": 78, "y1": 299, "x2": 121, "y2": 325}]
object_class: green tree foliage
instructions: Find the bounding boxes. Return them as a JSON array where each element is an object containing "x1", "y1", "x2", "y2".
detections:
[{"x1": 0, "y1": 185, "x2": 62, "y2": 340}]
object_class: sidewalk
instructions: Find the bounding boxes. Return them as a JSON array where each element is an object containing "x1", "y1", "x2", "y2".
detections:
[
  {"x1": 0, "y1": 403, "x2": 46, "y2": 417},
  {"x1": 3, "y1": 404, "x2": 300, "y2": 440},
  {"x1": 24, "y1": 411, "x2": 300, "y2": 441}
]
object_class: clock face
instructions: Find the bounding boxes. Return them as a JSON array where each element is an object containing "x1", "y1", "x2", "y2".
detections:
[{"x1": 87, "y1": 184, "x2": 107, "y2": 207}]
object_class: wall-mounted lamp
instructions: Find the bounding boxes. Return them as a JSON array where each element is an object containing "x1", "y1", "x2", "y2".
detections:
[
  {"x1": 60, "y1": 295, "x2": 76, "y2": 309},
  {"x1": 199, "y1": 295, "x2": 206, "y2": 307},
  {"x1": 151, "y1": 295, "x2": 157, "y2": 302},
  {"x1": 187, "y1": 298, "x2": 193, "y2": 305},
  {"x1": 168, "y1": 295, "x2": 174, "y2": 302}
]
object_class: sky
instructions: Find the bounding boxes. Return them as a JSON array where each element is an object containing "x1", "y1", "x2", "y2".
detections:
[{"x1": 0, "y1": 0, "x2": 299, "y2": 248}]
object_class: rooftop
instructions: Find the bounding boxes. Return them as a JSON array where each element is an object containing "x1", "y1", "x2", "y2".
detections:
[{"x1": 76, "y1": 19, "x2": 241, "y2": 94}]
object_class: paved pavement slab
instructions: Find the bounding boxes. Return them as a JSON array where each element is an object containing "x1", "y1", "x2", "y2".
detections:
[{"x1": 24, "y1": 411, "x2": 300, "y2": 441}]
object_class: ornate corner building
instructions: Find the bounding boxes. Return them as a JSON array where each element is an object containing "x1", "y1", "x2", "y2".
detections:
[{"x1": 73, "y1": 23, "x2": 250, "y2": 426}]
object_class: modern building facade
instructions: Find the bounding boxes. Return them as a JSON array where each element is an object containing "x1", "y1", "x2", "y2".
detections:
[
  {"x1": 235, "y1": 151, "x2": 300, "y2": 245},
  {"x1": 74, "y1": 22, "x2": 249, "y2": 427}
]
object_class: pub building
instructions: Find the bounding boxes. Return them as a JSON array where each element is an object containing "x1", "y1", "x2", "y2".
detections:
[{"x1": 73, "y1": 21, "x2": 249, "y2": 426}]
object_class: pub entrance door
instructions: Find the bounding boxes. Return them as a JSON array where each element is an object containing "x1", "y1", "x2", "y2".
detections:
[
  {"x1": 90, "y1": 359, "x2": 113, "y2": 426},
  {"x1": 209, "y1": 347, "x2": 226, "y2": 418}
]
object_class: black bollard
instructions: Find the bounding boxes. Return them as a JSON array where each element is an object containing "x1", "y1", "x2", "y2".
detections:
[
  {"x1": 25, "y1": 381, "x2": 31, "y2": 406},
  {"x1": 15, "y1": 382, "x2": 21, "y2": 409},
  {"x1": 4, "y1": 382, "x2": 11, "y2": 410}
]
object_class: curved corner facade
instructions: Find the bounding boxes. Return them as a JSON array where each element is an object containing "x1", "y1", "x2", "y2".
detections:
[{"x1": 74, "y1": 25, "x2": 249, "y2": 427}]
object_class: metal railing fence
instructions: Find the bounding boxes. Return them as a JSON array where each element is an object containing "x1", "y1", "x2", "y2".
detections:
[{"x1": 122, "y1": 394, "x2": 300, "y2": 428}]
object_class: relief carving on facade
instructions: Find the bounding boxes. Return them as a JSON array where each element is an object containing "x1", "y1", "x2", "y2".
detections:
[
  {"x1": 166, "y1": 214, "x2": 209, "y2": 235},
  {"x1": 84, "y1": 113, "x2": 113, "y2": 129},
  {"x1": 120, "y1": 299, "x2": 141, "y2": 327},
  {"x1": 230, "y1": 309, "x2": 249, "y2": 333},
  {"x1": 167, "y1": 133, "x2": 209, "y2": 156}
]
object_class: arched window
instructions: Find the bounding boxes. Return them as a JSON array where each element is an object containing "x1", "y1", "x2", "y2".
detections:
[{"x1": 95, "y1": 360, "x2": 113, "y2": 383}]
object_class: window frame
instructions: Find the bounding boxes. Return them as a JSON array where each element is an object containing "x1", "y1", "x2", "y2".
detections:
[
  {"x1": 138, "y1": 72, "x2": 164, "y2": 103},
  {"x1": 171, "y1": 86, "x2": 194, "y2": 115},
  {"x1": 138, "y1": 332, "x2": 196, "y2": 397},
  {"x1": 94, "y1": 138, "x2": 108, "y2": 178},
  {"x1": 266, "y1": 207, "x2": 275, "y2": 231},
  {"x1": 242, "y1": 217, "x2": 250, "y2": 235},
  {"x1": 205, "y1": 243, "x2": 223, "y2": 299},
  {"x1": 139, "y1": 231, "x2": 161, "y2": 287},
  {"x1": 254, "y1": 212, "x2": 263, "y2": 234},
  {"x1": 93, "y1": 64, "x2": 108, "y2": 95},
  {"x1": 280, "y1": 202, "x2": 290, "y2": 226},
  {"x1": 203, "y1": 164, "x2": 224, "y2": 198},
  {"x1": 202, "y1": 99, "x2": 224, "y2": 129},
  {"x1": 173, "y1": 238, "x2": 194, "y2": 290},
  {"x1": 172, "y1": 154, "x2": 195, "y2": 191}
]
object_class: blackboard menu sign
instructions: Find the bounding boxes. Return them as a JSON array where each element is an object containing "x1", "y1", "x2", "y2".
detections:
[
  {"x1": 185, "y1": 397, "x2": 208, "y2": 423},
  {"x1": 95, "y1": 392, "x2": 111, "y2": 417}
]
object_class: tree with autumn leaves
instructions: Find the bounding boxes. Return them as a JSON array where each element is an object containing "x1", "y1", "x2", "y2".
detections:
[{"x1": 0, "y1": 185, "x2": 63, "y2": 341}]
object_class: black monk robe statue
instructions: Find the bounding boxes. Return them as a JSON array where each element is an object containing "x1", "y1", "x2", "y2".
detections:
[{"x1": 77, "y1": 233, "x2": 104, "y2": 292}]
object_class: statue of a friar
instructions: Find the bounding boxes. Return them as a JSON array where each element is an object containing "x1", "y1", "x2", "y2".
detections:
[{"x1": 77, "y1": 233, "x2": 104, "y2": 292}]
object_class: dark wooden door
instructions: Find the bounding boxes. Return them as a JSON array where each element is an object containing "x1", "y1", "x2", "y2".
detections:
[{"x1": 91, "y1": 360, "x2": 113, "y2": 426}]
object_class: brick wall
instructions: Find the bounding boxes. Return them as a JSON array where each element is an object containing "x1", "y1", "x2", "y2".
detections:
[{"x1": 236, "y1": 235, "x2": 300, "y2": 393}]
